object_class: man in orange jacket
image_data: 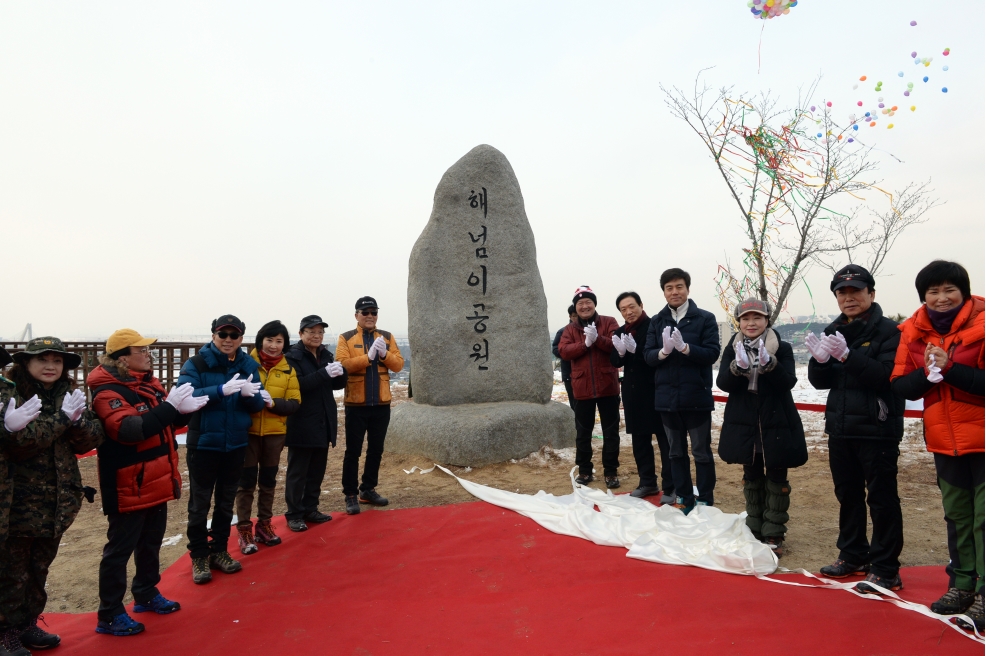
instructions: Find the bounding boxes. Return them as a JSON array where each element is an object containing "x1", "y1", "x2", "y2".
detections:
[{"x1": 336, "y1": 297, "x2": 405, "y2": 516}]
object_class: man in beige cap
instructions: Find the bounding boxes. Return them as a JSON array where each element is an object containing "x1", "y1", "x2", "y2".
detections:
[{"x1": 87, "y1": 329, "x2": 206, "y2": 637}]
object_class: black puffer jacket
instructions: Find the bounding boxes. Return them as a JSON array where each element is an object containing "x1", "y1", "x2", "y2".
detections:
[
  {"x1": 552, "y1": 326, "x2": 572, "y2": 382},
  {"x1": 284, "y1": 342, "x2": 347, "y2": 448},
  {"x1": 716, "y1": 330, "x2": 808, "y2": 469},
  {"x1": 643, "y1": 301, "x2": 721, "y2": 412},
  {"x1": 807, "y1": 303, "x2": 904, "y2": 441},
  {"x1": 611, "y1": 315, "x2": 661, "y2": 435}
]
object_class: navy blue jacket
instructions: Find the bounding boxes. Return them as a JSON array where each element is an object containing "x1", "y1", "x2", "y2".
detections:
[
  {"x1": 177, "y1": 342, "x2": 265, "y2": 452},
  {"x1": 643, "y1": 300, "x2": 721, "y2": 412}
]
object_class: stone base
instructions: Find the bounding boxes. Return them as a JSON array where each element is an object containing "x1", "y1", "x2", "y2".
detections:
[{"x1": 387, "y1": 400, "x2": 576, "y2": 467}]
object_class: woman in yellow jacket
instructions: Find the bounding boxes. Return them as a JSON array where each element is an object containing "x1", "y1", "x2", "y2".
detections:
[{"x1": 235, "y1": 321, "x2": 301, "y2": 554}]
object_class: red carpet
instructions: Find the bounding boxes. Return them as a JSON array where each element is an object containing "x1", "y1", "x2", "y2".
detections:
[{"x1": 48, "y1": 501, "x2": 978, "y2": 655}]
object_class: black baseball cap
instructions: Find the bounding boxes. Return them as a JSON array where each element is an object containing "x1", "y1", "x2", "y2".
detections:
[
  {"x1": 299, "y1": 315, "x2": 328, "y2": 330},
  {"x1": 355, "y1": 296, "x2": 379, "y2": 311},
  {"x1": 212, "y1": 314, "x2": 245, "y2": 333},
  {"x1": 830, "y1": 264, "x2": 875, "y2": 292}
]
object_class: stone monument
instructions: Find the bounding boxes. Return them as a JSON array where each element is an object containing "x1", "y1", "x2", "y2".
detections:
[{"x1": 387, "y1": 144, "x2": 575, "y2": 466}]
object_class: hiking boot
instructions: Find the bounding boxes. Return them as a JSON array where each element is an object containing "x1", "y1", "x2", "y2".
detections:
[
  {"x1": 630, "y1": 486, "x2": 659, "y2": 499},
  {"x1": 673, "y1": 496, "x2": 696, "y2": 516},
  {"x1": 931, "y1": 587, "x2": 976, "y2": 615},
  {"x1": 237, "y1": 526, "x2": 258, "y2": 555},
  {"x1": 345, "y1": 495, "x2": 361, "y2": 515},
  {"x1": 660, "y1": 491, "x2": 676, "y2": 506},
  {"x1": 304, "y1": 510, "x2": 333, "y2": 523},
  {"x1": 208, "y1": 551, "x2": 242, "y2": 574},
  {"x1": 605, "y1": 477, "x2": 620, "y2": 489},
  {"x1": 574, "y1": 472, "x2": 594, "y2": 486},
  {"x1": 764, "y1": 536, "x2": 785, "y2": 557},
  {"x1": 133, "y1": 593, "x2": 181, "y2": 615},
  {"x1": 20, "y1": 615, "x2": 60, "y2": 649},
  {"x1": 191, "y1": 557, "x2": 212, "y2": 584},
  {"x1": 359, "y1": 489, "x2": 389, "y2": 506},
  {"x1": 255, "y1": 519, "x2": 282, "y2": 545},
  {"x1": 854, "y1": 572, "x2": 903, "y2": 595},
  {"x1": 819, "y1": 559, "x2": 870, "y2": 579},
  {"x1": 955, "y1": 593, "x2": 984, "y2": 633},
  {"x1": 1, "y1": 628, "x2": 31, "y2": 656},
  {"x1": 287, "y1": 518, "x2": 308, "y2": 532},
  {"x1": 95, "y1": 611, "x2": 145, "y2": 637}
]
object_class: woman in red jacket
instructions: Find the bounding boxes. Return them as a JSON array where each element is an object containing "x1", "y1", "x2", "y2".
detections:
[
  {"x1": 891, "y1": 261, "x2": 984, "y2": 633},
  {"x1": 558, "y1": 286, "x2": 621, "y2": 488}
]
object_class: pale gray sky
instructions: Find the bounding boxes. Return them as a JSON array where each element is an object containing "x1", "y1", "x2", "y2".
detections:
[{"x1": 1, "y1": 1, "x2": 982, "y2": 340}]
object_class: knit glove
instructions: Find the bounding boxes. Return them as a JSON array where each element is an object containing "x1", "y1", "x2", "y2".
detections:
[
  {"x1": 584, "y1": 322, "x2": 597, "y2": 347},
  {"x1": 611, "y1": 334, "x2": 626, "y2": 357},
  {"x1": 622, "y1": 332, "x2": 637, "y2": 354},
  {"x1": 805, "y1": 332, "x2": 830, "y2": 363},
  {"x1": 3, "y1": 395, "x2": 42, "y2": 432}
]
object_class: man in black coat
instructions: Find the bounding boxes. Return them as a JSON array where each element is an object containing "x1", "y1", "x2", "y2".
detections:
[
  {"x1": 551, "y1": 305, "x2": 578, "y2": 411},
  {"x1": 806, "y1": 265, "x2": 905, "y2": 594},
  {"x1": 643, "y1": 268, "x2": 721, "y2": 514},
  {"x1": 610, "y1": 292, "x2": 673, "y2": 502},
  {"x1": 283, "y1": 315, "x2": 348, "y2": 532}
]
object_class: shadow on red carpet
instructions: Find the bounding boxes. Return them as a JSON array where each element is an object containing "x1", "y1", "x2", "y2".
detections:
[{"x1": 47, "y1": 501, "x2": 977, "y2": 655}]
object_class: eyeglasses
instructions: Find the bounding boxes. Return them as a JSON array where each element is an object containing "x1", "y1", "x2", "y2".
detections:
[
  {"x1": 360, "y1": 310, "x2": 378, "y2": 316},
  {"x1": 130, "y1": 347, "x2": 150, "y2": 356},
  {"x1": 216, "y1": 331, "x2": 242, "y2": 340}
]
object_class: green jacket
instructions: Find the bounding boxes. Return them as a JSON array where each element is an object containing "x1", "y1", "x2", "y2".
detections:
[
  {"x1": 0, "y1": 376, "x2": 14, "y2": 542},
  {"x1": 4, "y1": 379, "x2": 103, "y2": 537}
]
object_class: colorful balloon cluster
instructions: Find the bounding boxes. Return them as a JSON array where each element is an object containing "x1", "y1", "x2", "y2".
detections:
[{"x1": 748, "y1": 0, "x2": 797, "y2": 20}]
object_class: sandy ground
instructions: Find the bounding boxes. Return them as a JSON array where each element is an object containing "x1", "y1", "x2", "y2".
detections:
[{"x1": 46, "y1": 380, "x2": 948, "y2": 615}]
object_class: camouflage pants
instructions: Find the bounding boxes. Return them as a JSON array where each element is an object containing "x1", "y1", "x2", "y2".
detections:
[{"x1": 0, "y1": 536, "x2": 60, "y2": 630}]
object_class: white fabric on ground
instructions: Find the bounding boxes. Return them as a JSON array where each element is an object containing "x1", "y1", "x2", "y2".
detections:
[{"x1": 438, "y1": 465, "x2": 777, "y2": 576}]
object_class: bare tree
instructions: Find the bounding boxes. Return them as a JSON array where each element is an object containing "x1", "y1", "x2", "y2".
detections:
[{"x1": 662, "y1": 72, "x2": 938, "y2": 324}]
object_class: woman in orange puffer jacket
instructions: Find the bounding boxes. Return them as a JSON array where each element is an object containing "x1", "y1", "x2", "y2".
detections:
[{"x1": 891, "y1": 260, "x2": 983, "y2": 632}]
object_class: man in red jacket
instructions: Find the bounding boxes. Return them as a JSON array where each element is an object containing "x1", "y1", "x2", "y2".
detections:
[
  {"x1": 88, "y1": 329, "x2": 207, "y2": 637},
  {"x1": 559, "y1": 286, "x2": 622, "y2": 488}
]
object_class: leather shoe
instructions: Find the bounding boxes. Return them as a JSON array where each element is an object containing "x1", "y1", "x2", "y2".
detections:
[
  {"x1": 287, "y1": 518, "x2": 308, "y2": 532},
  {"x1": 359, "y1": 489, "x2": 389, "y2": 506},
  {"x1": 304, "y1": 510, "x2": 333, "y2": 523}
]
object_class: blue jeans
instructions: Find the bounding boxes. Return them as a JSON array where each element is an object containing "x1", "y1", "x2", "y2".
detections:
[{"x1": 660, "y1": 411, "x2": 715, "y2": 505}]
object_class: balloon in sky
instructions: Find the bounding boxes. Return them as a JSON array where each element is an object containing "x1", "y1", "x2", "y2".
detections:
[
  {"x1": 909, "y1": 20, "x2": 917, "y2": 26},
  {"x1": 943, "y1": 47, "x2": 951, "y2": 56},
  {"x1": 749, "y1": 0, "x2": 798, "y2": 20},
  {"x1": 943, "y1": 65, "x2": 949, "y2": 71},
  {"x1": 942, "y1": 87, "x2": 948, "y2": 93}
]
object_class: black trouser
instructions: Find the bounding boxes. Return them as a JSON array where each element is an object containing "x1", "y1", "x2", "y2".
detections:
[
  {"x1": 0, "y1": 536, "x2": 59, "y2": 630},
  {"x1": 743, "y1": 452, "x2": 788, "y2": 484},
  {"x1": 342, "y1": 405, "x2": 391, "y2": 497},
  {"x1": 661, "y1": 410, "x2": 715, "y2": 505},
  {"x1": 828, "y1": 437, "x2": 903, "y2": 578},
  {"x1": 285, "y1": 446, "x2": 329, "y2": 520},
  {"x1": 574, "y1": 395, "x2": 621, "y2": 477},
  {"x1": 97, "y1": 503, "x2": 168, "y2": 621},
  {"x1": 563, "y1": 379, "x2": 576, "y2": 411},
  {"x1": 630, "y1": 424, "x2": 673, "y2": 492},
  {"x1": 186, "y1": 447, "x2": 246, "y2": 560}
]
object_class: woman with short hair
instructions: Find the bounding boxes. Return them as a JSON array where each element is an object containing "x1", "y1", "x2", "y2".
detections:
[{"x1": 892, "y1": 260, "x2": 984, "y2": 633}]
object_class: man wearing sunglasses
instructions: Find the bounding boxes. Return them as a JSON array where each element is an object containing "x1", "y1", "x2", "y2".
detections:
[
  {"x1": 284, "y1": 315, "x2": 347, "y2": 532},
  {"x1": 336, "y1": 297, "x2": 404, "y2": 515},
  {"x1": 177, "y1": 315, "x2": 265, "y2": 584}
]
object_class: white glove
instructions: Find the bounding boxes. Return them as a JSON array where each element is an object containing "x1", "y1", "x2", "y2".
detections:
[
  {"x1": 824, "y1": 332, "x2": 850, "y2": 361},
  {"x1": 176, "y1": 393, "x2": 209, "y2": 414},
  {"x1": 671, "y1": 327, "x2": 687, "y2": 352},
  {"x1": 61, "y1": 389, "x2": 86, "y2": 424},
  {"x1": 927, "y1": 362, "x2": 944, "y2": 383},
  {"x1": 371, "y1": 336, "x2": 387, "y2": 359},
  {"x1": 165, "y1": 383, "x2": 194, "y2": 411},
  {"x1": 326, "y1": 361, "x2": 345, "y2": 378},
  {"x1": 366, "y1": 342, "x2": 378, "y2": 360},
  {"x1": 660, "y1": 326, "x2": 674, "y2": 355},
  {"x1": 239, "y1": 374, "x2": 261, "y2": 398},
  {"x1": 221, "y1": 373, "x2": 245, "y2": 397},
  {"x1": 758, "y1": 338, "x2": 770, "y2": 366},
  {"x1": 584, "y1": 322, "x2": 597, "y2": 347},
  {"x1": 260, "y1": 389, "x2": 274, "y2": 407},
  {"x1": 623, "y1": 332, "x2": 637, "y2": 354},
  {"x1": 611, "y1": 334, "x2": 626, "y2": 357},
  {"x1": 735, "y1": 342, "x2": 750, "y2": 369},
  {"x1": 3, "y1": 395, "x2": 42, "y2": 432},
  {"x1": 805, "y1": 332, "x2": 830, "y2": 363}
]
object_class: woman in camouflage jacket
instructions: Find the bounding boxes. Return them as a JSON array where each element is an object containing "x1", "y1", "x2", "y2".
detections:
[{"x1": 0, "y1": 337, "x2": 103, "y2": 654}]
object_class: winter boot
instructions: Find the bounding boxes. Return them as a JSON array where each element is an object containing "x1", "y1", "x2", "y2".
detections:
[
  {"x1": 255, "y1": 518, "x2": 282, "y2": 546},
  {"x1": 237, "y1": 524, "x2": 258, "y2": 555},
  {"x1": 20, "y1": 615, "x2": 60, "y2": 649},
  {"x1": 742, "y1": 477, "x2": 767, "y2": 539},
  {"x1": 0, "y1": 627, "x2": 31, "y2": 656},
  {"x1": 762, "y1": 479, "x2": 791, "y2": 540}
]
